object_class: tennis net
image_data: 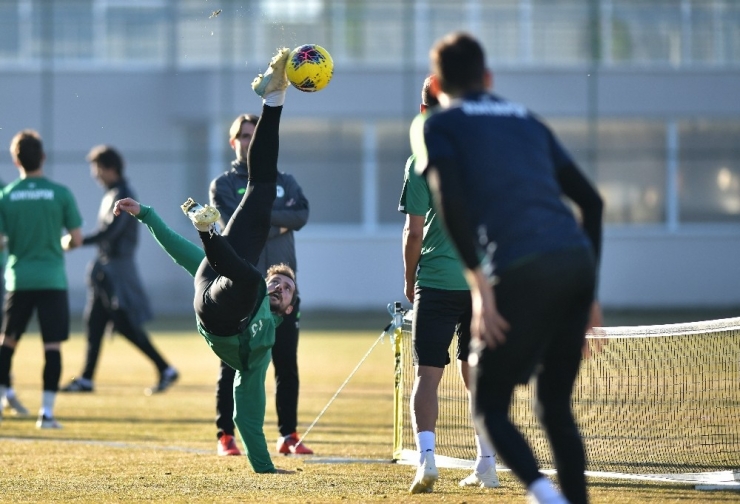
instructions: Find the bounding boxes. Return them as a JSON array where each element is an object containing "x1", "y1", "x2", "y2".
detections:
[{"x1": 391, "y1": 305, "x2": 740, "y2": 481}]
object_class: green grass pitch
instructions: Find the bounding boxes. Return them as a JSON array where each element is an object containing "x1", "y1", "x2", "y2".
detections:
[{"x1": 1, "y1": 320, "x2": 737, "y2": 503}]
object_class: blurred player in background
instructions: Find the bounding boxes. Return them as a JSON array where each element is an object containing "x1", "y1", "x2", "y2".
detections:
[
  {"x1": 400, "y1": 76, "x2": 498, "y2": 494},
  {"x1": 0, "y1": 175, "x2": 29, "y2": 417},
  {"x1": 61, "y1": 146, "x2": 178, "y2": 396},
  {"x1": 113, "y1": 48, "x2": 297, "y2": 473},
  {"x1": 0, "y1": 129, "x2": 84, "y2": 429},
  {"x1": 208, "y1": 112, "x2": 310, "y2": 456},
  {"x1": 413, "y1": 32, "x2": 603, "y2": 504}
]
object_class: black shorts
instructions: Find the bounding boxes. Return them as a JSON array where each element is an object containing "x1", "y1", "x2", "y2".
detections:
[
  {"x1": 476, "y1": 247, "x2": 595, "y2": 388},
  {"x1": 412, "y1": 286, "x2": 471, "y2": 368},
  {"x1": 2, "y1": 290, "x2": 70, "y2": 343}
]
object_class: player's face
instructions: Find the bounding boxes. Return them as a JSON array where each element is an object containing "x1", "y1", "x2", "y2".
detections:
[
  {"x1": 266, "y1": 273, "x2": 295, "y2": 315},
  {"x1": 90, "y1": 163, "x2": 116, "y2": 187},
  {"x1": 232, "y1": 122, "x2": 256, "y2": 162}
]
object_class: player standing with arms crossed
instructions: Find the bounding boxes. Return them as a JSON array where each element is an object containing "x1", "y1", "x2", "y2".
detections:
[
  {"x1": 413, "y1": 32, "x2": 603, "y2": 504},
  {"x1": 209, "y1": 113, "x2": 310, "y2": 456}
]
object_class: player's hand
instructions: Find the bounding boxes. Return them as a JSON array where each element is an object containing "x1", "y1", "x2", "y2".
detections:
[
  {"x1": 585, "y1": 300, "x2": 603, "y2": 333},
  {"x1": 114, "y1": 197, "x2": 141, "y2": 217},
  {"x1": 404, "y1": 280, "x2": 415, "y2": 304},
  {"x1": 468, "y1": 269, "x2": 509, "y2": 349},
  {"x1": 583, "y1": 300, "x2": 607, "y2": 359},
  {"x1": 60, "y1": 234, "x2": 74, "y2": 251}
]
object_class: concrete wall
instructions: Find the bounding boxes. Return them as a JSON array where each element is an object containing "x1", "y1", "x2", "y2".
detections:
[{"x1": 1, "y1": 66, "x2": 739, "y2": 315}]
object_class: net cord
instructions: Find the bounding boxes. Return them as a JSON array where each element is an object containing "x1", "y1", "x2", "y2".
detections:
[{"x1": 296, "y1": 304, "x2": 406, "y2": 448}]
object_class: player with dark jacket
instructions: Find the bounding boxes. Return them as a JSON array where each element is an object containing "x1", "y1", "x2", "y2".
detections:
[
  {"x1": 414, "y1": 32, "x2": 603, "y2": 504},
  {"x1": 208, "y1": 114, "x2": 310, "y2": 456},
  {"x1": 62, "y1": 146, "x2": 178, "y2": 396}
]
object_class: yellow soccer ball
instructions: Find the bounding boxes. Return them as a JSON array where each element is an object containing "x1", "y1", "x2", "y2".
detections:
[{"x1": 286, "y1": 44, "x2": 334, "y2": 92}]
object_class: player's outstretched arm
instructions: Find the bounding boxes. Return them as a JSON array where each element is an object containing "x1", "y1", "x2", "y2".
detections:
[
  {"x1": 113, "y1": 197, "x2": 204, "y2": 276},
  {"x1": 113, "y1": 197, "x2": 141, "y2": 217}
]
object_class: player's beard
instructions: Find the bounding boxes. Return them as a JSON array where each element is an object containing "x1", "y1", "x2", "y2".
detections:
[{"x1": 268, "y1": 291, "x2": 282, "y2": 312}]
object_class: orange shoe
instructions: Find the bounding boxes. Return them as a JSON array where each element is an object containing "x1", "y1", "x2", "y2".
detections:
[
  {"x1": 217, "y1": 434, "x2": 241, "y2": 456},
  {"x1": 276, "y1": 433, "x2": 314, "y2": 455}
]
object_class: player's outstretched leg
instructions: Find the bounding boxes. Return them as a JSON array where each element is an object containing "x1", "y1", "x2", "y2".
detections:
[
  {"x1": 252, "y1": 48, "x2": 290, "y2": 98},
  {"x1": 220, "y1": 46, "x2": 289, "y2": 264},
  {"x1": 181, "y1": 198, "x2": 220, "y2": 233}
]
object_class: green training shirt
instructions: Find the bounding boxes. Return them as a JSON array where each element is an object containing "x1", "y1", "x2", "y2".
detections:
[
  {"x1": 0, "y1": 177, "x2": 83, "y2": 291},
  {"x1": 398, "y1": 155, "x2": 468, "y2": 291}
]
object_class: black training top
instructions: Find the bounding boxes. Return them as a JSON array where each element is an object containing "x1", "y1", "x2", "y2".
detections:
[{"x1": 412, "y1": 91, "x2": 603, "y2": 276}]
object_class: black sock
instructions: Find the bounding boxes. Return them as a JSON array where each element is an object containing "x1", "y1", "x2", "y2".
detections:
[
  {"x1": 43, "y1": 349, "x2": 62, "y2": 392},
  {"x1": 0, "y1": 345, "x2": 15, "y2": 387}
]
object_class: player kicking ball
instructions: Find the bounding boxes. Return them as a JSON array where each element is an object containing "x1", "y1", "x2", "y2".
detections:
[{"x1": 114, "y1": 48, "x2": 299, "y2": 473}]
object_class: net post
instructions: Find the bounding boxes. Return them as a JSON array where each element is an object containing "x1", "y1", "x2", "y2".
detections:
[
  {"x1": 392, "y1": 325, "x2": 404, "y2": 460},
  {"x1": 388, "y1": 301, "x2": 405, "y2": 461}
]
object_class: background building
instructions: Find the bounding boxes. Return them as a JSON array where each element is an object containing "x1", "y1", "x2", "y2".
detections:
[{"x1": 1, "y1": 0, "x2": 739, "y2": 315}]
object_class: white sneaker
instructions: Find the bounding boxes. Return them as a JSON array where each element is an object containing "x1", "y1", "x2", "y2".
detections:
[
  {"x1": 2, "y1": 394, "x2": 29, "y2": 416},
  {"x1": 181, "y1": 198, "x2": 220, "y2": 232},
  {"x1": 409, "y1": 451, "x2": 438, "y2": 494},
  {"x1": 459, "y1": 465, "x2": 500, "y2": 488},
  {"x1": 36, "y1": 414, "x2": 62, "y2": 429},
  {"x1": 251, "y1": 47, "x2": 290, "y2": 97},
  {"x1": 526, "y1": 493, "x2": 569, "y2": 504},
  {"x1": 527, "y1": 477, "x2": 569, "y2": 504}
]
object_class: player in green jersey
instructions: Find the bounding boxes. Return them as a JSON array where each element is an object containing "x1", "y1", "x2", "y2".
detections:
[
  {"x1": 0, "y1": 129, "x2": 84, "y2": 429},
  {"x1": 400, "y1": 77, "x2": 498, "y2": 494}
]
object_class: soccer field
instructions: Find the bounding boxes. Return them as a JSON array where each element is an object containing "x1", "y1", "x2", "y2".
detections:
[{"x1": 1, "y1": 323, "x2": 738, "y2": 503}]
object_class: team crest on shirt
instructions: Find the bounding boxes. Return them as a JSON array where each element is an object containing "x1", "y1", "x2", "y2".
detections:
[{"x1": 276, "y1": 185, "x2": 284, "y2": 198}]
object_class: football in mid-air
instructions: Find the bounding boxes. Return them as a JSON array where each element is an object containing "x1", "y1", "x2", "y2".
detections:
[{"x1": 286, "y1": 44, "x2": 334, "y2": 92}]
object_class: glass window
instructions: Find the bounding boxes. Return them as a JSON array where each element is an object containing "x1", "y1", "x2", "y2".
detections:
[
  {"x1": 107, "y1": 6, "x2": 168, "y2": 63},
  {"x1": 690, "y1": 2, "x2": 740, "y2": 66},
  {"x1": 610, "y1": 1, "x2": 682, "y2": 66},
  {"x1": 259, "y1": 0, "x2": 323, "y2": 23},
  {"x1": 32, "y1": 0, "x2": 94, "y2": 61},
  {"x1": 377, "y1": 120, "x2": 410, "y2": 225},
  {"x1": 360, "y1": 1, "x2": 405, "y2": 66},
  {"x1": 596, "y1": 120, "x2": 666, "y2": 224},
  {"x1": 0, "y1": 1, "x2": 20, "y2": 60},
  {"x1": 279, "y1": 119, "x2": 364, "y2": 224},
  {"x1": 679, "y1": 120, "x2": 740, "y2": 223},
  {"x1": 479, "y1": 1, "x2": 521, "y2": 65},
  {"x1": 177, "y1": 0, "x2": 223, "y2": 67},
  {"x1": 548, "y1": 118, "x2": 594, "y2": 178},
  {"x1": 531, "y1": 1, "x2": 591, "y2": 66}
]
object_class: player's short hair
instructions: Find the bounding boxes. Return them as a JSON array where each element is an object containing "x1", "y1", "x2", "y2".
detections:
[
  {"x1": 9, "y1": 129, "x2": 44, "y2": 172},
  {"x1": 266, "y1": 263, "x2": 298, "y2": 305},
  {"x1": 421, "y1": 75, "x2": 439, "y2": 108},
  {"x1": 430, "y1": 32, "x2": 486, "y2": 96},
  {"x1": 229, "y1": 114, "x2": 259, "y2": 142},
  {"x1": 87, "y1": 145, "x2": 124, "y2": 175}
]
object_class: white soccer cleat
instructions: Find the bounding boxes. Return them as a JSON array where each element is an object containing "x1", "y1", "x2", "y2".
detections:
[
  {"x1": 459, "y1": 465, "x2": 500, "y2": 488},
  {"x1": 409, "y1": 451, "x2": 438, "y2": 494},
  {"x1": 181, "y1": 198, "x2": 220, "y2": 232},
  {"x1": 251, "y1": 47, "x2": 291, "y2": 97}
]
